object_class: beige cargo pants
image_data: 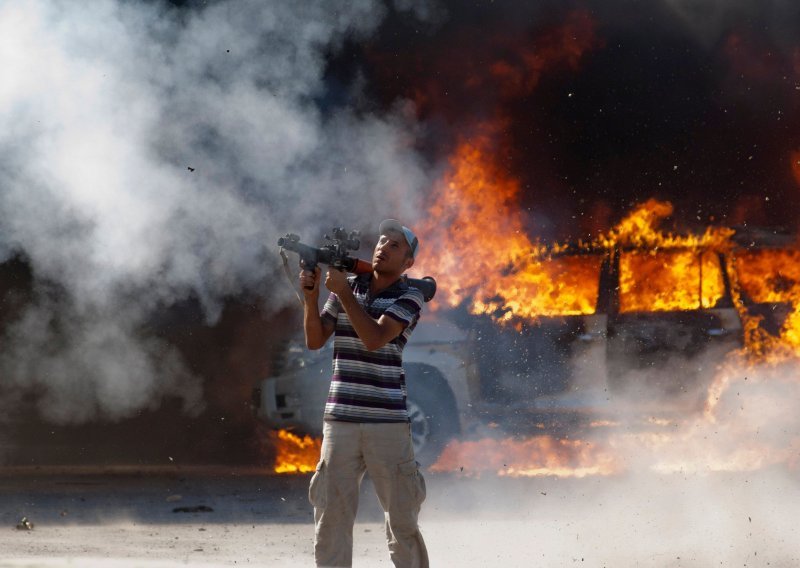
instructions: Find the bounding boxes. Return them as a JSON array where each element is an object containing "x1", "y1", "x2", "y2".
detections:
[{"x1": 309, "y1": 420, "x2": 429, "y2": 568}]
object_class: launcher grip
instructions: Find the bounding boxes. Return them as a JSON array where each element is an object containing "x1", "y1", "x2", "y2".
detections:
[
  {"x1": 335, "y1": 256, "x2": 372, "y2": 274},
  {"x1": 352, "y1": 258, "x2": 373, "y2": 274}
]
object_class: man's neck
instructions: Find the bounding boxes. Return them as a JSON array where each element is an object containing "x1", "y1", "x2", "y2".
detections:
[{"x1": 369, "y1": 271, "x2": 402, "y2": 296}]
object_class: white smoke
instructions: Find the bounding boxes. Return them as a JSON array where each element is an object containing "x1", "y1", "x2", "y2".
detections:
[
  {"x1": 0, "y1": 0, "x2": 434, "y2": 424},
  {"x1": 571, "y1": 344, "x2": 800, "y2": 476},
  {"x1": 422, "y1": 351, "x2": 800, "y2": 566}
]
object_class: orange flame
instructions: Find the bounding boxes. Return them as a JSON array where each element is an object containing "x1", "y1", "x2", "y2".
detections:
[
  {"x1": 430, "y1": 400, "x2": 800, "y2": 477},
  {"x1": 415, "y1": 134, "x2": 742, "y2": 322},
  {"x1": 429, "y1": 435, "x2": 621, "y2": 478},
  {"x1": 413, "y1": 124, "x2": 800, "y2": 479},
  {"x1": 415, "y1": 128, "x2": 603, "y2": 323},
  {"x1": 271, "y1": 429, "x2": 321, "y2": 474},
  {"x1": 598, "y1": 198, "x2": 734, "y2": 250},
  {"x1": 414, "y1": 125, "x2": 800, "y2": 366},
  {"x1": 734, "y1": 249, "x2": 800, "y2": 356},
  {"x1": 618, "y1": 249, "x2": 726, "y2": 313}
]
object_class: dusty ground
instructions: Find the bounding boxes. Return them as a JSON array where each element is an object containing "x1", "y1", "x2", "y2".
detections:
[{"x1": 2, "y1": 465, "x2": 800, "y2": 567}]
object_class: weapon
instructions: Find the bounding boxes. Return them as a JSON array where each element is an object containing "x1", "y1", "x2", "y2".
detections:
[
  {"x1": 278, "y1": 228, "x2": 437, "y2": 302},
  {"x1": 278, "y1": 228, "x2": 371, "y2": 274}
]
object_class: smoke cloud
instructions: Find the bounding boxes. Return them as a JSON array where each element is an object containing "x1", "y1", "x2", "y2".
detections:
[
  {"x1": 420, "y1": 354, "x2": 800, "y2": 566},
  {"x1": 0, "y1": 0, "x2": 433, "y2": 424}
]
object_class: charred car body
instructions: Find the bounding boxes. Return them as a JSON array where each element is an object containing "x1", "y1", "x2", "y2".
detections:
[{"x1": 258, "y1": 229, "x2": 797, "y2": 465}]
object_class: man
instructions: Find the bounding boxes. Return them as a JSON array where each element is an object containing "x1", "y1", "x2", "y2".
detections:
[{"x1": 299, "y1": 219, "x2": 429, "y2": 568}]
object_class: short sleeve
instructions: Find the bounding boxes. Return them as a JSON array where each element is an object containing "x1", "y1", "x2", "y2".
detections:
[
  {"x1": 383, "y1": 288, "x2": 424, "y2": 328},
  {"x1": 321, "y1": 292, "x2": 340, "y2": 323}
]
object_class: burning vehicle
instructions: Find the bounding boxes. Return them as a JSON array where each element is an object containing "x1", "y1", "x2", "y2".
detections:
[
  {"x1": 257, "y1": 197, "x2": 800, "y2": 467},
  {"x1": 257, "y1": 98, "x2": 800, "y2": 475},
  {"x1": 256, "y1": 7, "x2": 800, "y2": 471}
]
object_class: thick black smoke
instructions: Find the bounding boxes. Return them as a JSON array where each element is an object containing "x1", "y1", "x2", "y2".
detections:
[{"x1": 348, "y1": 0, "x2": 800, "y2": 239}]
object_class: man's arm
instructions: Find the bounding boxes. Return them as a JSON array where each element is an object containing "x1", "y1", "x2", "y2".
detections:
[
  {"x1": 325, "y1": 269, "x2": 406, "y2": 351},
  {"x1": 300, "y1": 266, "x2": 335, "y2": 350},
  {"x1": 337, "y1": 289, "x2": 406, "y2": 351}
]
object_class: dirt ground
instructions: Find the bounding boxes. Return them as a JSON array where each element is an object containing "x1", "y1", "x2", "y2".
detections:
[{"x1": 2, "y1": 465, "x2": 800, "y2": 567}]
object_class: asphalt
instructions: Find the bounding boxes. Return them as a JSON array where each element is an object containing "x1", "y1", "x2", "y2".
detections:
[{"x1": 3, "y1": 466, "x2": 800, "y2": 567}]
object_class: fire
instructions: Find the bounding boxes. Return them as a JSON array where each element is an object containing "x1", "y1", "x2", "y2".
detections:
[
  {"x1": 618, "y1": 249, "x2": 726, "y2": 313},
  {"x1": 415, "y1": 129, "x2": 603, "y2": 323},
  {"x1": 271, "y1": 429, "x2": 321, "y2": 474},
  {"x1": 411, "y1": 117, "x2": 800, "y2": 479},
  {"x1": 256, "y1": 7, "x2": 800, "y2": 482},
  {"x1": 430, "y1": 395, "x2": 800, "y2": 477},
  {"x1": 270, "y1": 14, "x2": 800, "y2": 479},
  {"x1": 734, "y1": 249, "x2": 800, "y2": 357},
  {"x1": 415, "y1": 136, "x2": 741, "y2": 323},
  {"x1": 414, "y1": 125, "x2": 800, "y2": 365},
  {"x1": 598, "y1": 198, "x2": 735, "y2": 250},
  {"x1": 429, "y1": 435, "x2": 621, "y2": 478}
]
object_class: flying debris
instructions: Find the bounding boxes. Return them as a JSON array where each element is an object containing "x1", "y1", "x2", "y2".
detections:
[{"x1": 16, "y1": 517, "x2": 34, "y2": 531}]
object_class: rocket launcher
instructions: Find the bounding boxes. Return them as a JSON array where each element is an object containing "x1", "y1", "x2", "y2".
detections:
[{"x1": 278, "y1": 228, "x2": 436, "y2": 302}]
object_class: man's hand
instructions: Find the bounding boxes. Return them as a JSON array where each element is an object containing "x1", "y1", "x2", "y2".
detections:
[
  {"x1": 299, "y1": 265, "x2": 321, "y2": 299},
  {"x1": 325, "y1": 267, "x2": 350, "y2": 296},
  {"x1": 300, "y1": 264, "x2": 334, "y2": 350}
]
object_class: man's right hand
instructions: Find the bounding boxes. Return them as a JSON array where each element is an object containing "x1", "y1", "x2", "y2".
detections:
[
  {"x1": 299, "y1": 265, "x2": 321, "y2": 298},
  {"x1": 300, "y1": 264, "x2": 334, "y2": 349}
]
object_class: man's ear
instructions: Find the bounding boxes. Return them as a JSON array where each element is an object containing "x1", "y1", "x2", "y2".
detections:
[{"x1": 403, "y1": 257, "x2": 415, "y2": 271}]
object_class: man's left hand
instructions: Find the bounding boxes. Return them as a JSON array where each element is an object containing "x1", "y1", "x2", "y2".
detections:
[{"x1": 325, "y1": 267, "x2": 350, "y2": 296}]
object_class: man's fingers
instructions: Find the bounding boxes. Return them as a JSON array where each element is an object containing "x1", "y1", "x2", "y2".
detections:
[{"x1": 299, "y1": 267, "x2": 321, "y2": 293}]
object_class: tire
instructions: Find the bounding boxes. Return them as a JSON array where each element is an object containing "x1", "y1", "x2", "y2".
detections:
[{"x1": 404, "y1": 363, "x2": 460, "y2": 467}]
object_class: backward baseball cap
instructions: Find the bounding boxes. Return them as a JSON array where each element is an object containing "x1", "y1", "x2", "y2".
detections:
[{"x1": 379, "y1": 219, "x2": 419, "y2": 258}]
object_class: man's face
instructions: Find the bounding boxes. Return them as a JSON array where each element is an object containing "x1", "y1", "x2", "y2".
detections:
[{"x1": 372, "y1": 230, "x2": 414, "y2": 275}]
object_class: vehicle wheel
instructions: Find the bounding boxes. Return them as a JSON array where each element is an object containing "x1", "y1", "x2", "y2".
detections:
[{"x1": 405, "y1": 364, "x2": 459, "y2": 467}]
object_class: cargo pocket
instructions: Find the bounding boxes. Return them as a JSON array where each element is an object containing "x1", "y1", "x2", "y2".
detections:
[
  {"x1": 308, "y1": 460, "x2": 327, "y2": 509},
  {"x1": 397, "y1": 459, "x2": 426, "y2": 510}
]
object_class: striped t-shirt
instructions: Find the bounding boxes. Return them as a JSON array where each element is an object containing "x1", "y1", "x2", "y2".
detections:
[{"x1": 320, "y1": 273, "x2": 424, "y2": 423}]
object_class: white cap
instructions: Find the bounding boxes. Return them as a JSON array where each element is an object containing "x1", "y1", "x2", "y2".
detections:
[{"x1": 379, "y1": 219, "x2": 419, "y2": 258}]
